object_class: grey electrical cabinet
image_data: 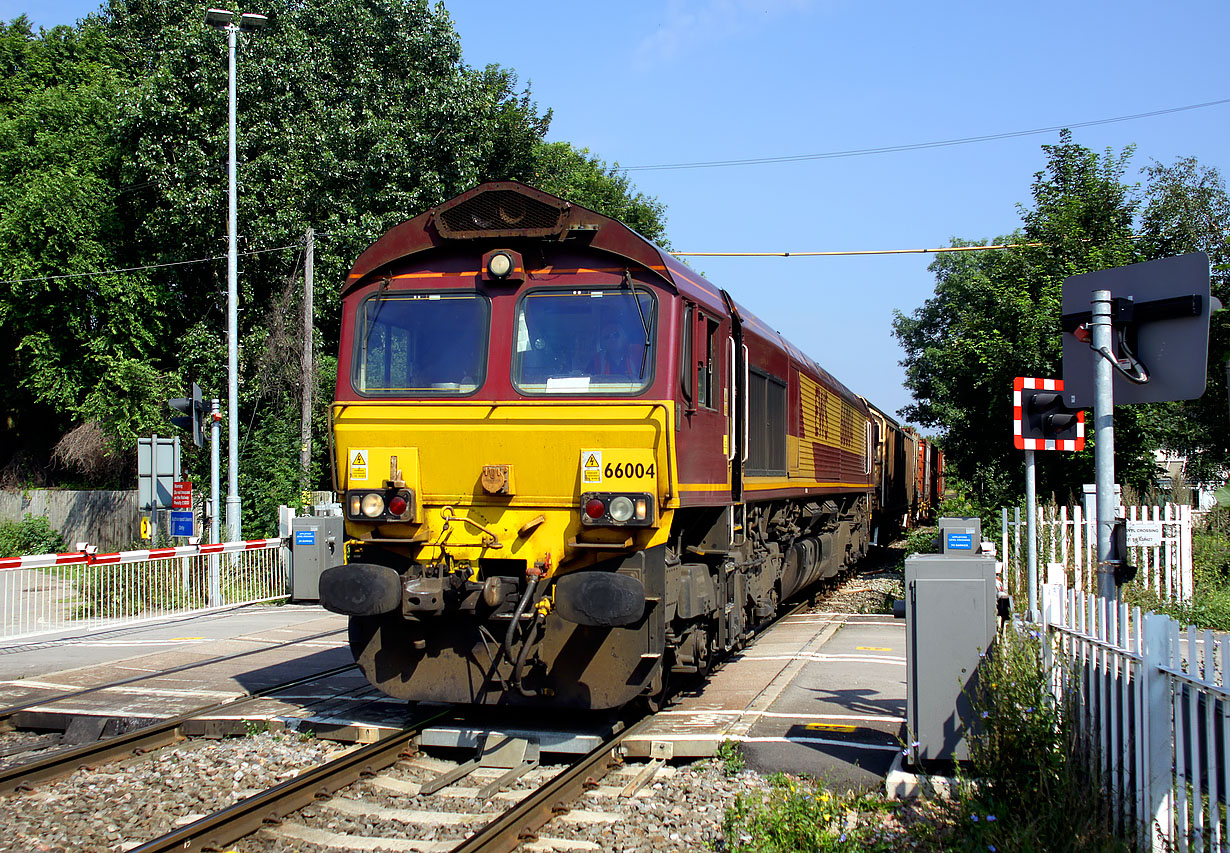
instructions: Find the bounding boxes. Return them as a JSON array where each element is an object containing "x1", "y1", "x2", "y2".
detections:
[
  {"x1": 905, "y1": 552, "x2": 998, "y2": 764},
  {"x1": 290, "y1": 516, "x2": 344, "y2": 602},
  {"x1": 937, "y1": 516, "x2": 981, "y2": 556}
]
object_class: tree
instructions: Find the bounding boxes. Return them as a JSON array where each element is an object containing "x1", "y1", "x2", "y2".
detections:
[
  {"x1": 0, "y1": 17, "x2": 173, "y2": 485},
  {"x1": 893, "y1": 132, "x2": 1162, "y2": 509},
  {"x1": 1140, "y1": 157, "x2": 1230, "y2": 484}
]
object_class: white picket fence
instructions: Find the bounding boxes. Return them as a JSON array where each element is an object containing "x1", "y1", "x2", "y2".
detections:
[
  {"x1": 0, "y1": 538, "x2": 289, "y2": 643},
  {"x1": 1002, "y1": 504, "x2": 1193, "y2": 608},
  {"x1": 1042, "y1": 585, "x2": 1228, "y2": 852}
]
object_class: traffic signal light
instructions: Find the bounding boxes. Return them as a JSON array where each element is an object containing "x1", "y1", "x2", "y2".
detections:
[
  {"x1": 169, "y1": 382, "x2": 206, "y2": 448},
  {"x1": 1013, "y1": 377, "x2": 1085, "y2": 451}
]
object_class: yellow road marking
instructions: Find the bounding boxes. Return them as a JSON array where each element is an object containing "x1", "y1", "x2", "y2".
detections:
[
  {"x1": 856, "y1": 646, "x2": 892, "y2": 651},
  {"x1": 804, "y1": 723, "x2": 857, "y2": 732}
]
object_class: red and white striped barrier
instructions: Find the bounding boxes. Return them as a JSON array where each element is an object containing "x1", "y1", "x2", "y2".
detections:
[{"x1": 0, "y1": 537, "x2": 284, "y2": 572}]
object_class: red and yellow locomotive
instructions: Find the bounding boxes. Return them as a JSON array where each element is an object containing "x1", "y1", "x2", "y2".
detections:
[{"x1": 320, "y1": 182, "x2": 875, "y2": 709}]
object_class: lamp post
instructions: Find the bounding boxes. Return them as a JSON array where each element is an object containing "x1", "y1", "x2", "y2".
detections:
[{"x1": 205, "y1": 7, "x2": 266, "y2": 542}]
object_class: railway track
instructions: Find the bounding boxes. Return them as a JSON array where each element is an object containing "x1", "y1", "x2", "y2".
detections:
[
  {"x1": 128, "y1": 712, "x2": 637, "y2": 853},
  {"x1": 0, "y1": 661, "x2": 362, "y2": 794}
]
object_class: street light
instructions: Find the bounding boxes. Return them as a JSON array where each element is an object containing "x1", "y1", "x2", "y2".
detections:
[{"x1": 206, "y1": 7, "x2": 266, "y2": 543}]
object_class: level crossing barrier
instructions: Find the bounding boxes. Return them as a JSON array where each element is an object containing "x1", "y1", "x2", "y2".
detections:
[{"x1": 0, "y1": 538, "x2": 288, "y2": 643}]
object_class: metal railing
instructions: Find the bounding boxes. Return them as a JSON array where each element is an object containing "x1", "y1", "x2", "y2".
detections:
[
  {"x1": 1003, "y1": 503, "x2": 1193, "y2": 608},
  {"x1": 1042, "y1": 584, "x2": 1228, "y2": 852},
  {"x1": 0, "y1": 538, "x2": 288, "y2": 643}
]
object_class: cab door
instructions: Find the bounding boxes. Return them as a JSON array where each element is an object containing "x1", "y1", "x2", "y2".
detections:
[{"x1": 676, "y1": 301, "x2": 734, "y2": 506}]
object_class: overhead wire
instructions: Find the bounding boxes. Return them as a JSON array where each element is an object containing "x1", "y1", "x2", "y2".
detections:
[
  {"x1": 0, "y1": 242, "x2": 302, "y2": 286},
  {"x1": 623, "y1": 97, "x2": 1230, "y2": 172},
  {"x1": 671, "y1": 242, "x2": 1043, "y2": 258}
]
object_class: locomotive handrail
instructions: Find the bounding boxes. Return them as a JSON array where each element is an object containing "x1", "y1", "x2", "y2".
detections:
[
  {"x1": 742, "y1": 343, "x2": 750, "y2": 465},
  {"x1": 726, "y1": 336, "x2": 736, "y2": 463}
]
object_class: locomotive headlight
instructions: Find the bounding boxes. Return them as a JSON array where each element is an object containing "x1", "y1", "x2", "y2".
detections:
[
  {"x1": 579, "y1": 492, "x2": 654, "y2": 527},
  {"x1": 608, "y1": 496, "x2": 635, "y2": 522},
  {"x1": 487, "y1": 251, "x2": 513, "y2": 278},
  {"x1": 360, "y1": 493, "x2": 386, "y2": 518}
]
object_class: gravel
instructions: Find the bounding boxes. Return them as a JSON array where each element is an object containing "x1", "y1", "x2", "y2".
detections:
[{"x1": 0, "y1": 730, "x2": 345, "y2": 852}]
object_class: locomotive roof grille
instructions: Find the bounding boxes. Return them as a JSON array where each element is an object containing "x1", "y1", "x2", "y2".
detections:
[{"x1": 435, "y1": 188, "x2": 567, "y2": 239}]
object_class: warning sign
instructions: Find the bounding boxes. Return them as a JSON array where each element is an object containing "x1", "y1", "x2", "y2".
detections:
[
  {"x1": 349, "y1": 449, "x2": 369, "y2": 482},
  {"x1": 581, "y1": 450, "x2": 602, "y2": 484}
]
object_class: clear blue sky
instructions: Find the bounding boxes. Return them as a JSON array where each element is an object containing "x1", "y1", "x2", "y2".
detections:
[{"x1": 7, "y1": 0, "x2": 1230, "y2": 426}]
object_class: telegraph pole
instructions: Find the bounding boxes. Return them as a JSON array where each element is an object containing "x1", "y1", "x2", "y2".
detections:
[{"x1": 300, "y1": 226, "x2": 314, "y2": 492}]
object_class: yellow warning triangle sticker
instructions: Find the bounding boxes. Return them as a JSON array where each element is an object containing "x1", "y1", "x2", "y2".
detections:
[
  {"x1": 583, "y1": 453, "x2": 599, "y2": 468},
  {"x1": 353, "y1": 451, "x2": 366, "y2": 465}
]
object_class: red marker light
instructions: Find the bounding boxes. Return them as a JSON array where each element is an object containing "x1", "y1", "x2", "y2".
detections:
[
  {"x1": 584, "y1": 498, "x2": 606, "y2": 519},
  {"x1": 1074, "y1": 324, "x2": 1091, "y2": 344},
  {"x1": 388, "y1": 495, "x2": 409, "y2": 516}
]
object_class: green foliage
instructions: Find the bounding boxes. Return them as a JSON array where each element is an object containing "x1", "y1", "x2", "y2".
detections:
[
  {"x1": 904, "y1": 525, "x2": 937, "y2": 556},
  {"x1": 531, "y1": 142, "x2": 670, "y2": 246},
  {"x1": 1141, "y1": 158, "x2": 1230, "y2": 484},
  {"x1": 0, "y1": 17, "x2": 173, "y2": 471},
  {"x1": 723, "y1": 774, "x2": 893, "y2": 852},
  {"x1": 0, "y1": 513, "x2": 64, "y2": 557},
  {"x1": 892, "y1": 131, "x2": 1218, "y2": 512},
  {"x1": 937, "y1": 481, "x2": 1001, "y2": 543},
  {"x1": 716, "y1": 738, "x2": 745, "y2": 777}
]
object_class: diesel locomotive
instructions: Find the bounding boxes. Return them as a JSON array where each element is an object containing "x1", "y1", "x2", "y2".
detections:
[{"x1": 319, "y1": 181, "x2": 929, "y2": 710}]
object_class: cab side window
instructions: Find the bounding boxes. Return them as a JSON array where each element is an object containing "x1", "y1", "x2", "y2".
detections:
[{"x1": 697, "y1": 315, "x2": 718, "y2": 409}]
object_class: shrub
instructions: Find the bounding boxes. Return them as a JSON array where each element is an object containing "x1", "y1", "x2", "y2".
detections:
[{"x1": 0, "y1": 514, "x2": 65, "y2": 558}]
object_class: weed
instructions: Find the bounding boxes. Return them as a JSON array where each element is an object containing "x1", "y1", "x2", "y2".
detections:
[
  {"x1": 243, "y1": 719, "x2": 269, "y2": 736},
  {"x1": 939, "y1": 626, "x2": 1128, "y2": 852},
  {"x1": 904, "y1": 526, "x2": 938, "y2": 556},
  {"x1": 716, "y1": 738, "x2": 745, "y2": 777},
  {"x1": 722, "y1": 774, "x2": 894, "y2": 852}
]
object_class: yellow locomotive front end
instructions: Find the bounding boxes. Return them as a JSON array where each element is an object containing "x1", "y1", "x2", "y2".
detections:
[{"x1": 330, "y1": 400, "x2": 675, "y2": 707}]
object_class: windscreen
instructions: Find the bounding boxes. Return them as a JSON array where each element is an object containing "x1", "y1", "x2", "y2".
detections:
[
  {"x1": 512, "y1": 288, "x2": 656, "y2": 394},
  {"x1": 354, "y1": 292, "x2": 488, "y2": 395}
]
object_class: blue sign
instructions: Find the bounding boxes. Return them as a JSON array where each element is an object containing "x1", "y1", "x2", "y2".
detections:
[
  {"x1": 295, "y1": 529, "x2": 317, "y2": 546},
  {"x1": 946, "y1": 532, "x2": 974, "y2": 551},
  {"x1": 169, "y1": 510, "x2": 194, "y2": 538}
]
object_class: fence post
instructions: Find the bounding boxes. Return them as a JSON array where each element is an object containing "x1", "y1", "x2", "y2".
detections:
[{"x1": 1141, "y1": 611, "x2": 1173, "y2": 852}]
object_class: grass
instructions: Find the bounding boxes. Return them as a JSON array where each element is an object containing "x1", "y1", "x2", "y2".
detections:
[{"x1": 717, "y1": 739, "x2": 746, "y2": 777}]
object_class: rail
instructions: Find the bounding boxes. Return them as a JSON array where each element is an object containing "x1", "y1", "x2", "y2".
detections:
[{"x1": 0, "y1": 537, "x2": 288, "y2": 643}]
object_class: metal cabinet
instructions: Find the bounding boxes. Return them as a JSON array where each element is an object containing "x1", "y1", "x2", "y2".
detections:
[{"x1": 905, "y1": 552, "x2": 997, "y2": 764}]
